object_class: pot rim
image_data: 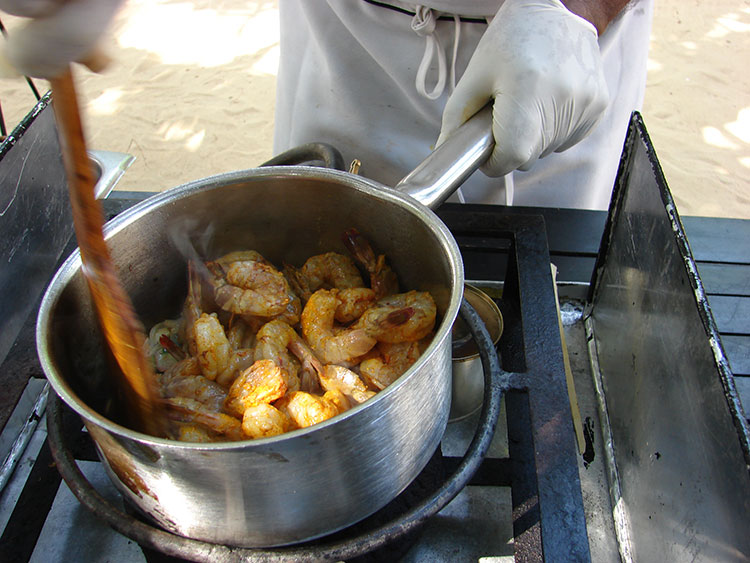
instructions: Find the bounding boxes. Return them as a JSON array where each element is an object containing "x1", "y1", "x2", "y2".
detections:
[{"x1": 36, "y1": 165, "x2": 465, "y2": 449}]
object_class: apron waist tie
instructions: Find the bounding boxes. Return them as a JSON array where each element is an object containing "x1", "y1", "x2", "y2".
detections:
[{"x1": 411, "y1": 6, "x2": 460, "y2": 100}]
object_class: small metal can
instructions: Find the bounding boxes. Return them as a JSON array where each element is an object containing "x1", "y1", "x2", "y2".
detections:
[{"x1": 450, "y1": 284, "x2": 504, "y2": 422}]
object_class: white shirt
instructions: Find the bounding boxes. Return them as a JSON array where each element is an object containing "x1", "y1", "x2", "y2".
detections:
[{"x1": 273, "y1": 0, "x2": 654, "y2": 210}]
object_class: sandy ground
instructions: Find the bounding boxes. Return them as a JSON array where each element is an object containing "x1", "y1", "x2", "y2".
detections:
[{"x1": 1, "y1": 0, "x2": 749, "y2": 219}]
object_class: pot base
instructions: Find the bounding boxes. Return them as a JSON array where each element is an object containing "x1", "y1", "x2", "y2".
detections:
[{"x1": 125, "y1": 447, "x2": 446, "y2": 561}]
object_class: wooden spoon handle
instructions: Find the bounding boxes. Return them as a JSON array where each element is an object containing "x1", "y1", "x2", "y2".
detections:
[{"x1": 50, "y1": 68, "x2": 165, "y2": 437}]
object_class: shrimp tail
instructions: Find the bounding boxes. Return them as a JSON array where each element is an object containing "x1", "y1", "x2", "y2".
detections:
[
  {"x1": 159, "y1": 334, "x2": 186, "y2": 361},
  {"x1": 283, "y1": 262, "x2": 312, "y2": 302},
  {"x1": 341, "y1": 227, "x2": 399, "y2": 298},
  {"x1": 341, "y1": 228, "x2": 376, "y2": 269}
]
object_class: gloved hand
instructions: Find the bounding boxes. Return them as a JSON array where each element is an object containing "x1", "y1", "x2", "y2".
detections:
[
  {"x1": 437, "y1": 0, "x2": 609, "y2": 177},
  {"x1": 0, "y1": 0, "x2": 123, "y2": 78}
]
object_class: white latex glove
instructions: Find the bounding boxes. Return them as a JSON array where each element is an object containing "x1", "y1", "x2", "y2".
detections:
[
  {"x1": 437, "y1": 0, "x2": 609, "y2": 178},
  {"x1": 0, "y1": 0, "x2": 123, "y2": 78}
]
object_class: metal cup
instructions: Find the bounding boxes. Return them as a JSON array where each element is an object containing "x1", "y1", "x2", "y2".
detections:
[{"x1": 450, "y1": 284, "x2": 503, "y2": 422}]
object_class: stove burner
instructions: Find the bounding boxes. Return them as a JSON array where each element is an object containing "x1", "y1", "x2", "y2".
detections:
[{"x1": 46, "y1": 299, "x2": 505, "y2": 562}]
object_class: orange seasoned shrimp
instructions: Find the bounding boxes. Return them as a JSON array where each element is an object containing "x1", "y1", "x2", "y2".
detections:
[
  {"x1": 159, "y1": 355, "x2": 202, "y2": 381},
  {"x1": 164, "y1": 397, "x2": 245, "y2": 441},
  {"x1": 301, "y1": 289, "x2": 378, "y2": 366},
  {"x1": 255, "y1": 320, "x2": 323, "y2": 393},
  {"x1": 160, "y1": 373, "x2": 228, "y2": 413},
  {"x1": 359, "y1": 341, "x2": 422, "y2": 390},
  {"x1": 342, "y1": 228, "x2": 399, "y2": 298},
  {"x1": 322, "y1": 388, "x2": 351, "y2": 414},
  {"x1": 175, "y1": 424, "x2": 216, "y2": 443},
  {"x1": 215, "y1": 348, "x2": 256, "y2": 387},
  {"x1": 223, "y1": 359, "x2": 288, "y2": 418},
  {"x1": 226, "y1": 318, "x2": 253, "y2": 350},
  {"x1": 215, "y1": 250, "x2": 268, "y2": 269},
  {"x1": 241, "y1": 403, "x2": 293, "y2": 439},
  {"x1": 278, "y1": 391, "x2": 340, "y2": 428},
  {"x1": 215, "y1": 250, "x2": 292, "y2": 321},
  {"x1": 354, "y1": 291, "x2": 436, "y2": 343},
  {"x1": 183, "y1": 261, "x2": 203, "y2": 329},
  {"x1": 208, "y1": 259, "x2": 291, "y2": 318},
  {"x1": 284, "y1": 252, "x2": 364, "y2": 302},
  {"x1": 181, "y1": 260, "x2": 207, "y2": 357},
  {"x1": 334, "y1": 287, "x2": 377, "y2": 323},
  {"x1": 193, "y1": 313, "x2": 232, "y2": 381},
  {"x1": 256, "y1": 288, "x2": 302, "y2": 327},
  {"x1": 159, "y1": 356, "x2": 228, "y2": 411},
  {"x1": 319, "y1": 364, "x2": 376, "y2": 405}
]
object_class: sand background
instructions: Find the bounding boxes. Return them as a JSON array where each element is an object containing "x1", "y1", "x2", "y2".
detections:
[{"x1": 1, "y1": 0, "x2": 748, "y2": 219}]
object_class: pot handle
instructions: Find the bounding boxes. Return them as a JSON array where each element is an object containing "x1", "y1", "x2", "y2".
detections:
[
  {"x1": 395, "y1": 105, "x2": 494, "y2": 209},
  {"x1": 260, "y1": 142, "x2": 346, "y2": 171}
]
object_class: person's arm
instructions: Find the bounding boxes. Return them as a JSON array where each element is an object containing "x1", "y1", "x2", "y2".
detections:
[
  {"x1": 437, "y1": 0, "x2": 611, "y2": 179},
  {"x1": 563, "y1": 0, "x2": 632, "y2": 35}
]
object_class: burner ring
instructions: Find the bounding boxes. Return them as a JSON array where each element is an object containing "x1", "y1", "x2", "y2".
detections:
[{"x1": 46, "y1": 298, "x2": 506, "y2": 561}]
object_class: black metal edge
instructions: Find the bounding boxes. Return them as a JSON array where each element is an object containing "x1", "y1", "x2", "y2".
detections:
[
  {"x1": 45, "y1": 298, "x2": 506, "y2": 562},
  {"x1": 259, "y1": 142, "x2": 346, "y2": 171},
  {"x1": 512, "y1": 216, "x2": 592, "y2": 562},
  {"x1": 632, "y1": 113, "x2": 750, "y2": 468},
  {"x1": 436, "y1": 205, "x2": 592, "y2": 561},
  {"x1": 0, "y1": 90, "x2": 52, "y2": 160}
]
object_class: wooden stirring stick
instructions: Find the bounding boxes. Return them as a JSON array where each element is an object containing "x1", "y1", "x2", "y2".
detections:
[{"x1": 50, "y1": 68, "x2": 166, "y2": 437}]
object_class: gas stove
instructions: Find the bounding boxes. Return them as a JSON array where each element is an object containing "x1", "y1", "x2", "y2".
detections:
[
  {"x1": 2, "y1": 197, "x2": 599, "y2": 562},
  {"x1": 1, "y1": 99, "x2": 748, "y2": 562}
]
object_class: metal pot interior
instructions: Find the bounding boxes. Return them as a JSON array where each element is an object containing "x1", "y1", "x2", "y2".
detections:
[{"x1": 38, "y1": 166, "x2": 464, "y2": 441}]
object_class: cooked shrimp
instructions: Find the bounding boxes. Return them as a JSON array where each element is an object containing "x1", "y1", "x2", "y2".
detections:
[
  {"x1": 241, "y1": 403, "x2": 292, "y2": 439},
  {"x1": 164, "y1": 397, "x2": 245, "y2": 441},
  {"x1": 193, "y1": 313, "x2": 232, "y2": 381},
  {"x1": 226, "y1": 318, "x2": 252, "y2": 350},
  {"x1": 149, "y1": 241, "x2": 439, "y2": 443},
  {"x1": 284, "y1": 252, "x2": 364, "y2": 302},
  {"x1": 159, "y1": 355, "x2": 201, "y2": 379},
  {"x1": 159, "y1": 356, "x2": 230, "y2": 412},
  {"x1": 359, "y1": 341, "x2": 422, "y2": 390},
  {"x1": 354, "y1": 290, "x2": 436, "y2": 343},
  {"x1": 278, "y1": 391, "x2": 340, "y2": 428},
  {"x1": 160, "y1": 373, "x2": 228, "y2": 413},
  {"x1": 301, "y1": 289, "x2": 378, "y2": 365},
  {"x1": 255, "y1": 320, "x2": 323, "y2": 393},
  {"x1": 147, "y1": 320, "x2": 181, "y2": 372},
  {"x1": 334, "y1": 287, "x2": 377, "y2": 323},
  {"x1": 322, "y1": 388, "x2": 351, "y2": 414},
  {"x1": 215, "y1": 250, "x2": 268, "y2": 268},
  {"x1": 208, "y1": 259, "x2": 291, "y2": 318},
  {"x1": 252, "y1": 288, "x2": 302, "y2": 327},
  {"x1": 175, "y1": 424, "x2": 216, "y2": 443},
  {"x1": 319, "y1": 364, "x2": 376, "y2": 405},
  {"x1": 342, "y1": 228, "x2": 399, "y2": 298},
  {"x1": 182, "y1": 260, "x2": 214, "y2": 357},
  {"x1": 215, "y1": 348, "x2": 256, "y2": 387},
  {"x1": 224, "y1": 359, "x2": 288, "y2": 418}
]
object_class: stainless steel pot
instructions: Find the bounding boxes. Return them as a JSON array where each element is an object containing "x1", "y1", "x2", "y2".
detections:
[{"x1": 36, "y1": 110, "x2": 494, "y2": 547}]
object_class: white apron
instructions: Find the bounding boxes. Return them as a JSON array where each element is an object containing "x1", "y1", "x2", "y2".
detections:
[{"x1": 273, "y1": 0, "x2": 654, "y2": 210}]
